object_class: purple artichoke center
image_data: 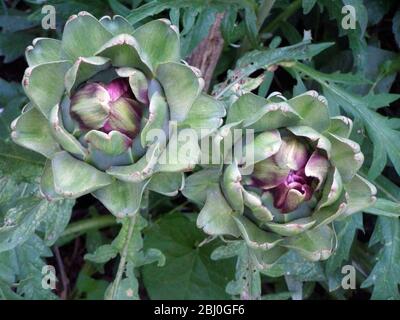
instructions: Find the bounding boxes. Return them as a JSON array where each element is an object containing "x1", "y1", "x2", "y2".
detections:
[
  {"x1": 250, "y1": 137, "x2": 320, "y2": 214},
  {"x1": 70, "y1": 78, "x2": 143, "y2": 139},
  {"x1": 272, "y1": 167, "x2": 313, "y2": 213}
]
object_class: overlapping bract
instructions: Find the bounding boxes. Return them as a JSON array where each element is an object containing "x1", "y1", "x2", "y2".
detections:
[
  {"x1": 11, "y1": 12, "x2": 225, "y2": 217},
  {"x1": 184, "y1": 91, "x2": 376, "y2": 263}
]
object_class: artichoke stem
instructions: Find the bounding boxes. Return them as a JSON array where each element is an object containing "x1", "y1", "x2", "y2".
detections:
[{"x1": 107, "y1": 213, "x2": 138, "y2": 300}]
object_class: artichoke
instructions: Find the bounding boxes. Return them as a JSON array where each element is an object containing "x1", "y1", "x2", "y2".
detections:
[
  {"x1": 11, "y1": 12, "x2": 225, "y2": 217},
  {"x1": 184, "y1": 91, "x2": 376, "y2": 262}
]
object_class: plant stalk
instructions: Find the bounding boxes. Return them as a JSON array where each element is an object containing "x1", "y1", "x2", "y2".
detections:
[
  {"x1": 108, "y1": 191, "x2": 149, "y2": 300},
  {"x1": 108, "y1": 213, "x2": 138, "y2": 300}
]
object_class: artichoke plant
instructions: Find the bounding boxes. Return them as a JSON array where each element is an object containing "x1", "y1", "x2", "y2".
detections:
[
  {"x1": 11, "y1": 12, "x2": 225, "y2": 217},
  {"x1": 184, "y1": 91, "x2": 376, "y2": 263}
]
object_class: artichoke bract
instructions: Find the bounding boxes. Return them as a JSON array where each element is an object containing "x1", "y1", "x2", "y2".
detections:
[
  {"x1": 11, "y1": 12, "x2": 225, "y2": 217},
  {"x1": 184, "y1": 91, "x2": 376, "y2": 262}
]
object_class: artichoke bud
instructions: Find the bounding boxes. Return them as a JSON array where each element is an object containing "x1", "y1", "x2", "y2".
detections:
[
  {"x1": 70, "y1": 79, "x2": 142, "y2": 138},
  {"x1": 104, "y1": 98, "x2": 141, "y2": 138},
  {"x1": 275, "y1": 138, "x2": 308, "y2": 170},
  {"x1": 70, "y1": 83, "x2": 110, "y2": 129},
  {"x1": 252, "y1": 137, "x2": 316, "y2": 213}
]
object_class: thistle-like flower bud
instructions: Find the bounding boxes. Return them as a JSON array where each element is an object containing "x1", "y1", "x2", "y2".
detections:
[
  {"x1": 251, "y1": 137, "x2": 322, "y2": 213},
  {"x1": 70, "y1": 79, "x2": 142, "y2": 138},
  {"x1": 11, "y1": 12, "x2": 225, "y2": 217},
  {"x1": 185, "y1": 91, "x2": 376, "y2": 263}
]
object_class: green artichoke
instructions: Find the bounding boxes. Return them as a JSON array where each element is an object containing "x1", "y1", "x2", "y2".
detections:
[
  {"x1": 11, "y1": 12, "x2": 225, "y2": 217},
  {"x1": 183, "y1": 91, "x2": 376, "y2": 263}
]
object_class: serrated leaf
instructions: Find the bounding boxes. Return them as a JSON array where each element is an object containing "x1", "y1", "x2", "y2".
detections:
[
  {"x1": 293, "y1": 62, "x2": 400, "y2": 179},
  {"x1": 214, "y1": 40, "x2": 333, "y2": 101},
  {"x1": 361, "y1": 217, "x2": 400, "y2": 299},
  {"x1": 142, "y1": 212, "x2": 235, "y2": 300},
  {"x1": 85, "y1": 214, "x2": 163, "y2": 300},
  {"x1": 0, "y1": 235, "x2": 57, "y2": 300},
  {"x1": 320, "y1": 0, "x2": 368, "y2": 68},
  {"x1": 263, "y1": 250, "x2": 326, "y2": 282},
  {"x1": 0, "y1": 190, "x2": 74, "y2": 252},
  {"x1": 0, "y1": 140, "x2": 44, "y2": 182},
  {"x1": 325, "y1": 214, "x2": 363, "y2": 291}
]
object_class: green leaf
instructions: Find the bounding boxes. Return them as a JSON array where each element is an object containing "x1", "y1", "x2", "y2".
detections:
[
  {"x1": 0, "y1": 12, "x2": 38, "y2": 32},
  {"x1": 49, "y1": 104, "x2": 88, "y2": 160},
  {"x1": 234, "y1": 216, "x2": 282, "y2": 250},
  {"x1": 181, "y1": 8, "x2": 216, "y2": 57},
  {"x1": 100, "y1": 14, "x2": 134, "y2": 35},
  {"x1": 132, "y1": 19, "x2": 180, "y2": 71},
  {"x1": 106, "y1": 143, "x2": 160, "y2": 183},
  {"x1": 95, "y1": 34, "x2": 151, "y2": 75},
  {"x1": 288, "y1": 90, "x2": 330, "y2": 132},
  {"x1": 320, "y1": 0, "x2": 368, "y2": 68},
  {"x1": 361, "y1": 217, "x2": 400, "y2": 299},
  {"x1": 65, "y1": 56, "x2": 111, "y2": 94},
  {"x1": 3, "y1": 235, "x2": 57, "y2": 299},
  {"x1": 0, "y1": 140, "x2": 44, "y2": 183},
  {"x1": 0, "y1": 186, "x2": 74, "y2": 252},
  {"x1": 156, "y1": 62, "x2": 203, "y2": 121},
  {"x1": 364, "y1": 198, "x2": 400, "y2": 218},
  {"x1": 344, "y1": 174, "x2": 377, "y2": 216},
  {"x1": 93, "y1": 180, "x2": 150, "y2": 217},
  {"x1": 107, "y1": 0, "x2": 131, "y2": 17},
  {"x1": 361, "y1": 92, "x2": 400, "y2": 110},
  {"x1": 147, "y1": 172, "x2": 184, "y2": 196},
  {"x1": 0, "y1": 78, "x2": 23, "y2": 107},
  {"x1": 86, "y1": 215, "x2": 163, "y2": 300},
  {"x1": 365, "y1": 0, "x2": 394, "y2": 25},
  {"x1": 179, "y1": 93, "x2": 226, "y2": 137},
  {"x1": 283, "y1": 225, "x2": 335, "y2": 261},
  {"x1": 142, "y1": 212, "x2": 235, "y2": 300},
  {"x1": 244, "y1": 7, "x2": 258, "y2": 48},
  {"x1": 225, "y1": 242, "x2": 261, "y2": 299},
  {"x1": 140, "y1": 91, "x2": 169, "y2": 147},
  {"x1": 75, "y1": 267, "x2": 109, "y2": 300},
  {"x1": 263, "y1": 250, "x2": 326, "y2": 282},
  {"x1": 182, "y1": 169, "x2": 220, "y2": 205},
  {"x1": 325, "y1": 214, "x2": 363, "y2": 291},
  {"x1": 292, "y1": 62, "x2": 400, "y2": 179},
  {"x1": 51, "y1": 151, "x2": 112, "y2": 198},
  {"x1": 126, "y1": 2, "x2": 171, "y2": 25},
  {"x1": 85, "y1": 243, "x2": 118, "y2": 264},
  {"x1": 11, "y1": 105, "x2": 61, "y2": 159},
  {"x1": 214, "y1": 41, "x2": 333, "y2": 100},
  {"x1": 25, "y1": 38, "x2": 62, "y2": 67},
  {"x1": 197, "y1": 185, "x2": 240, "y2": 237},
  {"x1": 227, "y1": 93, "x2": 301, "y2": 131},
  {"x1": 328, "y1": 134, "x2": 364, "y2": 183},
  {"x1": 154, "y1": 130, "x2": 201, "y2": 173},
  {"x1": 22, "y1": 61, "x2": 72, "y2": 118},
  {"x1": 61, "y1": 11, "x2": 113, "y2": 60}
]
